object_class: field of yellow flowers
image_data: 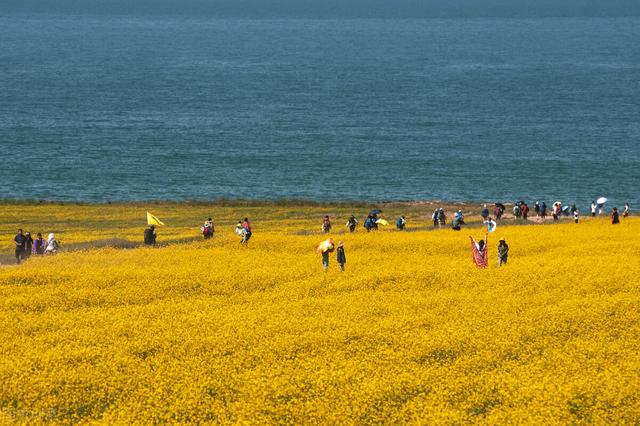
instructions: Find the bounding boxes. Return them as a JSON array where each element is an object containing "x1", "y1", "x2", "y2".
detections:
[{"x1": 1, "y1": 202, "x2": 639, "y2": 424}]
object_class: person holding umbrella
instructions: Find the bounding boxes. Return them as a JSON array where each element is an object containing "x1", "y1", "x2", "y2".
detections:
[{"x1": 597, "y1": 197, "x2": 607, "y2": 215}]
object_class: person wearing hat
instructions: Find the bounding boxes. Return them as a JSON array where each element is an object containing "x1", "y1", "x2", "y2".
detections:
[
  {"x1": 202, "y1": 217, "x2": 214, "y2": 239},
  {"x1": 336, "y1": 241, "x2": 346, "y2": 272},
  {"x1": 497, "y1": 238, "x2": 509, "y2": 267}
]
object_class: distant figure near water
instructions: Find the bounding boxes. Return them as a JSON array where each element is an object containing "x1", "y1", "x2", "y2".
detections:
[{"x1": 611, "y1": 207, "x2": 620, "y2": 224}]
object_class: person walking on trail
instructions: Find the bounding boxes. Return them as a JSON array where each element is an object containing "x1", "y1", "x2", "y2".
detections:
[
  {"x1": 623, "y1": 203, "x2": 630, "y2": 218},
  {"x1": 346, "y1": 215, "x2": 358, "y2": 233},
  {"x1": 14, "y1": 229, "x2": 26, "y2": 264},
  {"x1": 396, "y1": 216, "x2": 407, "y2": 231},
  {"x1": 144, "y1": 225, "x2": 156, "y2": 246},
  {"x1": 522, "y1": 203, "x2": 530, "y2": 221},
  {"x1": 573, "y1": 209, "x2": 580, "y2": 224},
  {"x1": 497, "y1": 238, "x2": 509, "y2": 267},
  {"x1": 32, "y1": 233, "x2": 46, "y2": 255},
  {"x1": 336, "y1": 241, "x2": 346, "y2": 272},
  {"x1": 44, "y1": 233, "x2": 59, "y2": 255},
  {"x1": 534, "y1": 202, "x2": 540, "y2": 217},
  {"x1": 611, "y1": 207, "x2": 620, "y2": 224},
  {"x1": 24, "y1": 232, "x2": 33, "y2": 259},
  {"x1": 432, "y1": 209, "x2": 439, "y2": 227},
  {"x1": 540, "y1": 202, "x2": 547, "y2": 220},
  {"x1": 469, "y1": 233, "x2": 489, "y2": 268},
  {"x1": 591, "y1": 201, "x2": 597, "y2": 217},
  {"x1": 481, "y1": 204, "x2": 490, "y2": 221},
  {"x1": 321, "y1": 216, "x2": 332, "y2": 234},
  {"x1": 202, "y1": 217, "x2": 214, "y2": 239}
]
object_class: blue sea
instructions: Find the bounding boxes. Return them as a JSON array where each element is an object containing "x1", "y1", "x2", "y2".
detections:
[{"x1": 1, "y1": 14, "x2": 639, "y2": 207}]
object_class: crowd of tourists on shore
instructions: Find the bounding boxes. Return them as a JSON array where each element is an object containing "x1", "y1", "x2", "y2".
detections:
[{"x1": 9, "y1": 200, "x2": 632, "y2": 267}]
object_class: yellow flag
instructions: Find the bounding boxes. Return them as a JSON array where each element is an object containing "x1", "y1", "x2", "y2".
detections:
[{"x1": 147, "y1": 211, "x2": 165, "y2": 226}]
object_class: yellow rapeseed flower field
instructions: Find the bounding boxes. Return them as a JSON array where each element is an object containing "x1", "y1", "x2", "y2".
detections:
[{"x1": 0, "y1": 202, "x2": 639, "y2": 424}]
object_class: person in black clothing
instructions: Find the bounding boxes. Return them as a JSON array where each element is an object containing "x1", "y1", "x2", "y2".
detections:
[
  {"x1": 336, "y1": 241, "x2": 346, "y2": 272},
  {"x1": 14, "y1": 229, "x2": 26, "y2": 264},
  {"x1": 144, "y1": 225, "x2": 157, "y2": 246},
  {"x1": 24, "y1": 232, "x2": 33, "y2": 259},
  {"x1": 347, "y1": 215, "x2": 357, "y2": 233},
  {"x1": 611, "y1": 207, "x2": 620, "y2": 224}
]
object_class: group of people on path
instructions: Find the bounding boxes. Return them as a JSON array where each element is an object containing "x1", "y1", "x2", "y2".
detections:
[{"x1": 13, "y1": 229, "x2": 59, "y2": 264}]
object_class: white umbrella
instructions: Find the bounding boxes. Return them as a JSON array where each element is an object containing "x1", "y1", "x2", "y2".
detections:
[{"x1": 597, "y1": 197, "x2": 607, "y2": 205}]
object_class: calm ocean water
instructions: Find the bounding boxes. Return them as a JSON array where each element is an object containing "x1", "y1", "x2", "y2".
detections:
[{"x1": 1, "y1": 15, "x2": 639, "y2": 207}]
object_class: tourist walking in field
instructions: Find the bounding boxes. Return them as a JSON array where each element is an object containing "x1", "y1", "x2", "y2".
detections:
[
  {"x1": 611, "y1": 207, "x2": 620, "y2": 224},
  {"x1": 32, "y1": 233, "x2": 46, "y2": 255},
  {"x1": 469, "y1": 233, "x2": 489, "y2": 268},
  {"x1": 14, "y1": 229, "x2": 26, "y2": 264},
  {"x1": 241, "y1": 218, "x2": 252, "y2": 244},
  {"x1": 591, "y1": 201, "x2": 597, "y2": 217},
  {"x1": 317, "y1": 238, "x2": 334, "y2": 272},
  {"x1": 235, "y1": 221, "x2": 247, "y2": 244},
  {"x1": 623, "y1": 202, "x2": 630, "y2": 218},
  {"x1": 143, "y1": 225, "x2": 156, "y2": 246},
  {"x1": 534, "y1": 202, "x2": 540, "y2": 217},
  {"x1": 24, "y1": 232, "x2": 33, "y2": 259},
  {"x1": 522, "y1": 203, "x2": 529, "y2": 220},
  {"x1": 432, "y1": 209, "x2": 439, "y2": 227},
  {"x1": 202, "y1": 217, "x2": 214, "y2": 239},
  {"x1": 497, "y1": 238, "x2": 509, "y2": 267},
  {"x1": 321, "y1": 216, "x2": 332, "y2": 234},
  {"x1": 346, "y1": 215, "x2": 358, "y2": 232},
  {"x1": 44, "y1": 233, "x2": 59, "y2": 255},
  {"x1": 364, "y1": 214, "x2": 376, "y2": 232},
  {"x1": 396, "y1": 215, "x2": 407, "y2": 231},
  {"x1": 573, "y1": 209, "x2": 579, "y2": 223},
  {"x1": 336, "y1": 241, "x2": 346, "y2": 272}
]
